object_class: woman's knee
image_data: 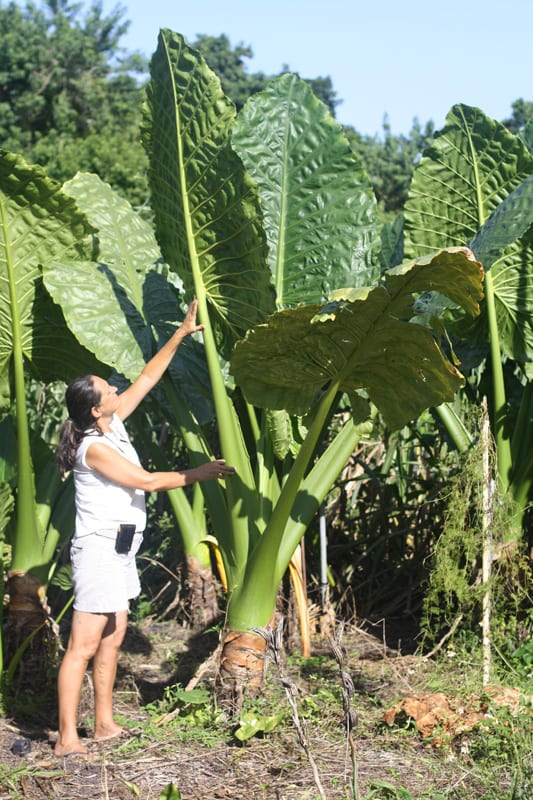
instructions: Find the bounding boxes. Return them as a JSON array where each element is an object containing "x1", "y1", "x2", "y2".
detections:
[
  {"x1": 65, "y1": 634, "x2": 101, "y2": 662},
  {"x1": 113, "y1": 611, "x2": 128, "y2": 645},
  {"x1": 101, "y1": 610, "x2": 128, "y2": 647},
  {"x1": 67, "y1": 610, "x2": 109, "y2": 659}
]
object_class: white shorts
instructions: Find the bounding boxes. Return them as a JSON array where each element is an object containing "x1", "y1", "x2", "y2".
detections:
[{"x1": 70, "y1": 530, "x2": 144, "y2": 613}]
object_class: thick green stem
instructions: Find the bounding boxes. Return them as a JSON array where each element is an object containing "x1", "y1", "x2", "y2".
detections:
[
  {"x1": 226, "y1": 383, "x2": 341, "y2": 630},
  {"x1": 484, "y1": 271, "x2": 512, "y2": 492},
  {"x1": 2, "y1": 201, "x2": 41, "y2": 576},
  {"x1": 435, "y1": 402, "x2": 474, "y2": 453}
]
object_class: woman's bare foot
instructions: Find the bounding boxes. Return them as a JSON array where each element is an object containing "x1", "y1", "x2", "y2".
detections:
[
  {"x1": 54, "y1": 737, "x2": 91, "y2": 758},
  {"x1": 93, "y1": 722, "x2": 125, "y2": 742}
]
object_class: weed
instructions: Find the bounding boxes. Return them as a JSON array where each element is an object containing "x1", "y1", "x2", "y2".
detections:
[
  {"x1": 420, "y1": 424, "x2": 532, "y2": 681},
  {"x1": 159, "y1": 784, "x2": 182, "y2": 799},
  {"x1": 508, "y1": 638, "x2": 533, "y2": 682},
  {"x1": 362, "y1": 782, "x2": 447, "y2": 799},
  {"x1": 233, "y1": 708, "x2": 285, "y2": 741}
]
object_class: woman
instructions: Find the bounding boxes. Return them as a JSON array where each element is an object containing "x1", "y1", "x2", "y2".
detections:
[{"x1": 54, "y1": 299, "x2": 235, "y2": 758}]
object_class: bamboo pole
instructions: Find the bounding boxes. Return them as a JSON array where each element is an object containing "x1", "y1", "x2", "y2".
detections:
[{"x1": 481, "y1": 396, "x2": 495, "y2": 687}]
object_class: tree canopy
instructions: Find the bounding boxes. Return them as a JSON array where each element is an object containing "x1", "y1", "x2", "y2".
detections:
[
  {"x1": 192, "y1": 33, "x2": 340, "y2": 116},
  {"x1": 503, "y1": 98, "x2": 533, "y2": 135},
  {"x1": 0, "y1": 0, "x2": 148, "y2": 205}
]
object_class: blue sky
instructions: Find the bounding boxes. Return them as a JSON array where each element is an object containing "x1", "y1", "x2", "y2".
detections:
[{"x1": 105, "y1": 0, "x2": 532, "y2": 137}]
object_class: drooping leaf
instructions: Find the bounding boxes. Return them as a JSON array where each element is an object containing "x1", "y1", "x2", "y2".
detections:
[
  {"x1": 232, "y1": 73, "x2": 380, "y2": 304},
  {"x1": 64, "y1": 171, "x2": 163, "y2": 280},
  {"x1": 44, "y1": 173, "x2": 156, "y2": 374},
  {"x1": 465, "y1": 176, "x2": 533, "y2": 367},
  {"x1": 231, "y1": 248, "x2": 483, "y2": 430},
  {"x1": 466, "y1": 230, "x2": 533, "y2": 367},
  {"x1": 141, "y1": 29, "x2": 276, "y2": 358},
  {"x1": 0, "y1": 150, "x2": 104, "y2": 572}
]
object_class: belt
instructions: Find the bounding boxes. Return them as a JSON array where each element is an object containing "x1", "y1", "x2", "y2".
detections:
[{"x1": 73, "y1": 529, "x2": 144, "y2": 541}]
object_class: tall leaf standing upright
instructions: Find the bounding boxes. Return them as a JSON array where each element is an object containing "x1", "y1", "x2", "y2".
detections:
[
  {"x1": 0, "y1": 151, "x2": 101, "y2": 688},
  {"x1": 232, "y1": 72, "x2": 381, "y2": 304},
  {"x1": 142, "y1": 30, "x2": 276, "y2": 596}
]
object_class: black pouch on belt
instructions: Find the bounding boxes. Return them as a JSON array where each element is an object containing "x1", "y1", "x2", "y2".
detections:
[{"x1": 115, "y1": 523, "x2": 136, "y2": 554}]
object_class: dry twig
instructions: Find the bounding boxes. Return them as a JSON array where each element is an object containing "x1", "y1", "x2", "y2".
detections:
[{"x1": 253, "y1": 619, "x2": 328, "y2": 800}]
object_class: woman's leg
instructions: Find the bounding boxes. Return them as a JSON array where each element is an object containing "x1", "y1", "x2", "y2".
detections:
[
  {"x1": 93, "y1": 609, "x2": 128, "y2": 741},
  {"x1": 54, "y1": 610, "x2": 109, "y2": 756}
]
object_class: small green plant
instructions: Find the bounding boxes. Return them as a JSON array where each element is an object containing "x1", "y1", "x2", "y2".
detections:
[
  {"x1": 363, "y1": 784, "x2": 446, "y2": 800},
  {"x1": 146, "y1": 684, "x2": 211, "y2": 717},
  {"x1": 144, "y1": 683, "x2": 227, "y2": 748},
  {"x1": 363, "y1": 783, "x2": 415, "y2": 799},
  {"x1": 300, "y1": 685, "x2": 340, "y2": 723},
  {"x1": 233, "y1": 708, "x2": 284, "y2": 742},
  {"x1": 509, "y1": 639, "x2": 533, "y2": 682},
  {"x1": 466, "y1": 702, "x2": 532, "y2": 772},
  {"x1": 159, "y1": 785, "x2": 182, "y2": 800}
]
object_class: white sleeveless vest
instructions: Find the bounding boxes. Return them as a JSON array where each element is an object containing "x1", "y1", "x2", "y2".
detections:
[{"x1": 73, "y1": 414, "x2": 146, "y2": 538}]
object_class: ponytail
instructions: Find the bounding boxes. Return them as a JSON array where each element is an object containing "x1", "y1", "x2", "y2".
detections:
[{"x1": 56, "y1": 375, "x2": 101, "y2": 477}]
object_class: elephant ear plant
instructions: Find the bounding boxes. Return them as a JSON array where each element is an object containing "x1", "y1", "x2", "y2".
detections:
[
  {"x1": 404, "y1": 104, "x2": 533, "y2": 532},
  {"x1": 0, "y1": 151, "x2": 105, "y2": 696},
  {"x1": 140, "y1": 29, "x2": 484, "y2": 699}
]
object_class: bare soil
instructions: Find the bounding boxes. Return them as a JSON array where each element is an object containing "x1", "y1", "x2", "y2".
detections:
[{"x1": 0, "y1": 620, "x2": 516, "y2": 799}]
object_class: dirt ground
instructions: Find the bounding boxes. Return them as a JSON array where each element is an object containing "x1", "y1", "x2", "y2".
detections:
[{"x1": 0, "y1": 620, "x2": 519, "y2": 799}]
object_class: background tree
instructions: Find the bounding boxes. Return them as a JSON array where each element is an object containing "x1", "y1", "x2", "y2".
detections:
[
  {"x1": 503, "y1": 98, "x2": 533, "y2": 135},
  {"x1": 345, "y1": 117, "x2": 435, "y2": 218},
  {"x1": 0, "y1": 0, "x2": 148, "y2": 206},
  {"x1": 2, "y1": 1, "x2": 532, "y2": 217},
  {"x1": 192, "y1": 33, "x2": 340, "y2": 116}
]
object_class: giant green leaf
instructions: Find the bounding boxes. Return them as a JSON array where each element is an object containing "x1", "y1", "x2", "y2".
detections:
[
  {"x1": 403, "y1": 105, "x2": 533, "y2": 365},
  {"x1": 43, "y1": 173, "x2": 213, "y2": 422},
  {"x1": 141, "y1": 29, "x2": 276, "y2": 358},
  {"x1": 231, "y1": 248, "x2": 484, "y2": 430},
  {"x1": 50, "y1": 171, "x2": 160, "y2": 376},
  {"x1": 232, "y1": 73, "x2": 380, "y2": 305},
  {"x1": 469, "y1": 174, "x2": 533, "y2": 269},
  {"x1": 404, "y1": 105, "x2": 533, "y2": 253},
  {"x1": 0, "y1": 151, "x2": 102, "y2": 413}
]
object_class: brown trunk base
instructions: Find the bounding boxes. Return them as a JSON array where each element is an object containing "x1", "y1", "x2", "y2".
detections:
[
  {"x1": 215, "y1": 629, "x2": 267, "y2": 716},
  {"x1": 4, "y1": 571, "x2": 59, "y2": 698},
  {"x1": 186, "y1": 556, "x2": 220, "y2": 630}
]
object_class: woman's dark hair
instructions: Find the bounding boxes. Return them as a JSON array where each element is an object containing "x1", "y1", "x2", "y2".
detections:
[{"x1": 57, "y1": 375, "x2": 102, "y2": 477}]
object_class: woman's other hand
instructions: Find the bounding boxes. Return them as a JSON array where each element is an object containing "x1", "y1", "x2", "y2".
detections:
[{"x1": 194, "y1": 459, "x2": 236, "y2": 482}]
